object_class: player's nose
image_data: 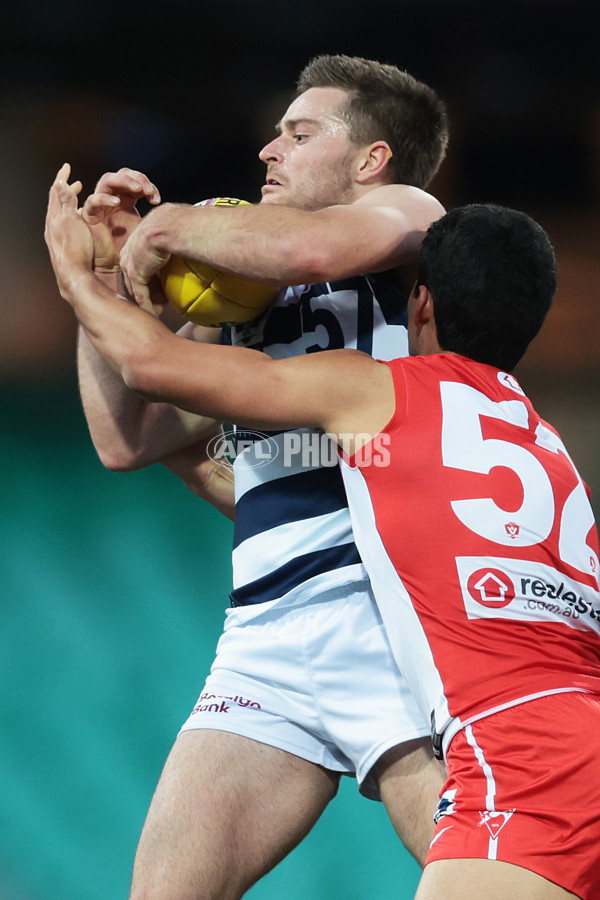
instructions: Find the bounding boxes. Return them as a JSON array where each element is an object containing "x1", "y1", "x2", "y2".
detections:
[{"x1": 259, "y1": 135, "x2": 285, "y2": 163}]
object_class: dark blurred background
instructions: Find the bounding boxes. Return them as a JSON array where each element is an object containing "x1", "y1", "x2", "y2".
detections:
[{"x1": 1, "y1": 1, "x2": 599, "y2": 897}]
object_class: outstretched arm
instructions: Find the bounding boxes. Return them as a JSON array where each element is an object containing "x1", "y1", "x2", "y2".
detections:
[
  {"x1": 46, "y1": 166, "x2": 394, "y2": 452},
  {"x1": 120, "y1": 183, "x2": 444, "y2": 306},
  {"x1": 74, "y1": 167, "x2": 221, "y2": 472}
]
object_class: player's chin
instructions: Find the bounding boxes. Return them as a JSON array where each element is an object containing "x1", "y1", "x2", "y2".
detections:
[
  {"x1": 259, "y1": 190, "x2": 285, "y2": 205},
  {"x1": 260, "y1": 183, "x2": 297, "y2": 204},
  {"x1": 260, "y1": 191, "x2": 309, "y2": 210}
]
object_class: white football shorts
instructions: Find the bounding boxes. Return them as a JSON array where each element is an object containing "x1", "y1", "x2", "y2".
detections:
[{"x1": 179, "y1": 580, "x2": 429, "y2": 799}]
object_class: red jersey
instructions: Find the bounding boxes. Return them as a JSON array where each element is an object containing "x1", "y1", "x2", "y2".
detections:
[{"x1": 340, "y1": 354, "x2": 600, "y2": 755}]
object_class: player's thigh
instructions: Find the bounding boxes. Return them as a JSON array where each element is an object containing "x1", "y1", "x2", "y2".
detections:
[
  {"x1": 416, "y1": 859, "x2": 580, "y2": 900},
  {"x1": 131, "y1": 728, "x2": 340, "y2": 900},
  {"x1": 373, "y1": 737, "x2": 445, "y2": 866}
]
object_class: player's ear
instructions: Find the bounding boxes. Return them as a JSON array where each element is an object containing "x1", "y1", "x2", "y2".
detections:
[
  {"x1": 355, "y1": 142, "x2": 393, "y2": 183},
  {"x1": 413, "y1": 284, "x2": 433, "y2": 327}
]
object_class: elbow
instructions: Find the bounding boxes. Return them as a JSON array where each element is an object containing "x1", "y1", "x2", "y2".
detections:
[
  {"x1": 94, "y1": 442, "x2": 147, "y2": 473},
  {"x1": 303, "y1": 255, "x2": 336, "y2": 285}
]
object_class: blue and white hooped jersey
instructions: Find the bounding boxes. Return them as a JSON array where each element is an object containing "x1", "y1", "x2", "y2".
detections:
[{"x1": 223, "y1": 273, "x2": 409, "y2": 609}]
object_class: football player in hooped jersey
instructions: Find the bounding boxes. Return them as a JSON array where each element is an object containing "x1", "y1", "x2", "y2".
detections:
[
  {"x1": 47, "y1": 188, "x2": 600, "y2": 899},
  {"x1": 69, "y1": 57, "x2": 449, "y2": 900}
]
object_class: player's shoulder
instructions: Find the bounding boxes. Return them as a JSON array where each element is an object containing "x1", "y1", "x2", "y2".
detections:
[{"x1": 354, "y1": 183, "x2": 445, "y2": 218}]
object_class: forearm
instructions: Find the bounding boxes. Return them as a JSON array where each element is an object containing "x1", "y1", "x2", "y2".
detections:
[
  {"x1": 84, "y1": 269, "x2": 233, "y2": 514},
  {"x1": 77, "y1": 327, "x2": 215, "y2": 469},
  {"x1": 77, "y1": 267, "x2": 144, "y2": 468},
  {"x1": 77, "y1": 326, "x2": 147, "y2": 470},
  {"x1": 72, "y1": 272, "x2": 217, "y2": 469},
  {"x1": 129, "y1": 196, "x2": 434, "y2": 285}
]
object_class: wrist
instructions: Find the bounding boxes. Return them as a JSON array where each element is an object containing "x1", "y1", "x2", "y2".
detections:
[
  {"x1": 141, "y1": 202, "x2": 191, "y2": 255},
  {"x1": 59, "y1": 266, "x2": 97, "y2": 304},
  {"x1": 94, "y1": 267, "x2": 128, "y2": 296}
]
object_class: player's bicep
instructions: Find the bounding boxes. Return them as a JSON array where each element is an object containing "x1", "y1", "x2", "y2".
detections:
[
  {"x1": 233, "y1": 350, "x2": 387, "y2": 436},
  {"x1": 351, "y1": 186, "x2": 445, "y2": 268},
  {"x1": 354, "y1": 183, "x2": 445, "y2": 228},
  {"x1": 315, "y1": 188, "x2": 444, "y2": 277}
]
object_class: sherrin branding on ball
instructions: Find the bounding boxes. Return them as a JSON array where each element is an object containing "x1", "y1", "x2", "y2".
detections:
[{"x1": 159, "y1": 197, "x2": 278, "y2": 327}]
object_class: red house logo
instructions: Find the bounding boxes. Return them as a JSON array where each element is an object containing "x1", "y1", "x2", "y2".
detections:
[{"x1": 467, "y1": 568, "x2": 515, "y2": 608}]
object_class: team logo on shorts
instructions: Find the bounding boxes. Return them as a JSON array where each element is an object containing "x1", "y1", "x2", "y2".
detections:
[{"x1": 467, "y1": 568, "x2": 516, "y2": 609}]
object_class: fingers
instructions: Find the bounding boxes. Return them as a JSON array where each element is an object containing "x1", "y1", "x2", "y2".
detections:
[
  {"x1": 82, "y1": 168, "x2": 160, "y2": 230},
  {"x1": 82, "y1": 190, "x2": 122, "y2": 225},
  {"x1": 49, "y1": 163, "x2": 71, "y2": 205},
  {"x1": 53, "y1": 161, "x2": 71, "y2": 185},
  {"x1": 120, "y1": 244, "x2": 159, "y2": 311},
  {"x1": 47, "y1": 164, "x2": 82, "y2": 228},
  {"x1": 45, "y1": 165, "x2": 95, "y2": 280},
  {"x1": 122, "y1": 271, "x2": 154, "y2": 313},
  {"x1": 93, "y1": 167, "x2": 161, "y2": 205},
  {"x1": 51, "y1": 166, "x2": 160, "y2": 220}
]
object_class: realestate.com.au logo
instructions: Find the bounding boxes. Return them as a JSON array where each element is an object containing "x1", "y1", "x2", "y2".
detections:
[{"x1": 206, "y1": 430, "x2": 391, "y2": 470}]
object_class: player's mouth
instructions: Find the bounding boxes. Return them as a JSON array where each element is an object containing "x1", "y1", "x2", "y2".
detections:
[
  {"x1": 263, "y1": 173, "x2": 285, "y2": 190},
  {"x1": 261, "y1": 171, "x2": 288, "y2": 200}
]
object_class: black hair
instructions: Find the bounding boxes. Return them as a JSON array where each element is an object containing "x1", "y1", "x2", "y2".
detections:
[{"x1": 418, "y1": 204, "x2": 557, "y2": 371}]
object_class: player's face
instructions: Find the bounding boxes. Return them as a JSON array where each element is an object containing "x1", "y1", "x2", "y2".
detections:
[{"x1": 259, "y1": 87, "x2": 359, "y2": 210}]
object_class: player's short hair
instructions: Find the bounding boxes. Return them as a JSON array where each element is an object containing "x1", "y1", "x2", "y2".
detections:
[
  {"x1": 296, "y1": 54, "x2": 448, "y2": 189},
  {"x1": 418, "y1": 204, "x2": 557, "y2": 371}
]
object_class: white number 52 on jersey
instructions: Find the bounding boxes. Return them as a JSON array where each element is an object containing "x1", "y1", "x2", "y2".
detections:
[{"x1": 440, "y1": 381, "x2": 599, "y2": 581}]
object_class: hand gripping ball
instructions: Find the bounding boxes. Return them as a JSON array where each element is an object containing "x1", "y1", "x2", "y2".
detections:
[{"x1": 159, "y1": 197, "x2": 277, "y2": 327}]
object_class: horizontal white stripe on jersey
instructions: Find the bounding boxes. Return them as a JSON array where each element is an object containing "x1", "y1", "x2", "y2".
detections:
[
  {"x1": 232, "y1": 508, "x2": 355, "y2": 589},
  {"x1": 227, "y1": 565, "x2": 369, "y2": 619},
  {"x1": 234, "y1": 429, "x2": 322, "y2": 501}
]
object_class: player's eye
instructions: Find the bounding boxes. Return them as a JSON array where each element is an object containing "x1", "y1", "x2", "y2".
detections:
[{"x1": 294, "y1": 133, "x2": 309, "y2": 143}]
